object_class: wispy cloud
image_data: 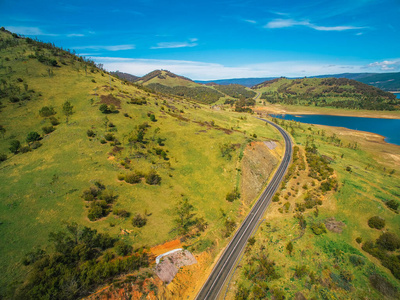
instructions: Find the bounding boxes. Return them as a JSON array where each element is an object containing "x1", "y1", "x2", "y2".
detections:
[
  {"x1": 367, "y1": 59, "x2": 400, "y2": 71},
  {"x1": 67, "y1": 33, "x2": 85, "y2": 37},
  {"x1": 151, "y1": 39, "x2": 198, "y2": 49},
  {"x1": 74, "y1": 44, "x2": 135, "y2": 51},
  {"x1": 243, "y1": 19, "x2": 256, "y2": 24},
  {"x1": 264, "y1": 18, "x2": 364, "y2": 31},
  {"x1": 5, "y1": 26, "x2": 58, "y2": 36},
  {"x1": 90, "y1": 56, "x2": 374, "y2": 80}
]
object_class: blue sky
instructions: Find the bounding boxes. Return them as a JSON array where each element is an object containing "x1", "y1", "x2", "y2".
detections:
[{"x1": 1, "y1": 0, "x2": 400, "y2": 80}]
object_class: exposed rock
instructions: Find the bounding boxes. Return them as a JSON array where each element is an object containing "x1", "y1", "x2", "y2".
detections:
[
  {"x1": 324, "y1": 217, "x2": 346, "y2": 233},
  {"x1": 155, "y1": 250, "x2": 197, "y2": 284}
]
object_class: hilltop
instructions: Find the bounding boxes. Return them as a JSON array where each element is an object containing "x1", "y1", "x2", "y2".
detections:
[{"x1": 195, "y1": 72, "x2": 400, "y2": 91}]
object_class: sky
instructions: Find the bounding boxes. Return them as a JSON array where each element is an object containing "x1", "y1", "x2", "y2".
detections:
[{"x1": 1, "y1": 0, "x2": 400, "y2": 80}]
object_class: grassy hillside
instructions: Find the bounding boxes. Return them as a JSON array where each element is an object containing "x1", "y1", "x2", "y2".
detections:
[
  {"x1": 0, "y1": 29, "x2": 282, "y2": 297},
  {"x1": 255, "y1": 77, "x2": 400, "y2": 111},
  {"x1": 227, "y1": 117, "x2": 400, "y2": 300}
]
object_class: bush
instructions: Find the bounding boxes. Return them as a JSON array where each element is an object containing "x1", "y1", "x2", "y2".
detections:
[
  {"x1": 87, "y1": 129, "x2": 96, "y2": 137},
  {"x1": 132, "y1": 214, "x2": 147, "y2": 228},
  {"x1": 113, "y1": 209, "x2": 130, "y2": 218},
  {"x1": 386, "y1": 199, "x2": 399, "y2": 211},
  {"x1": 39, "y1": 106, "x2": 56, "y2": 117},
  {"x1": 310, "y1": 222, "x2": 327, "y2": 235},
  {"x1": 30, "y1": 141, "x2": 42, "y2": 149},
  {"x1": 99, "y1": 103, "x2": 110, "y2": 114},
  {"x1": 0, "y1": 153, "x2": 7, "y2": 162},
  {"x1": 226, "y1": 190, "x2": 240, "y2": 202},
  {"x1": 20, "y1": 146, "x2": 31, "y2": 153},
  {"x1": 104, "y1": 133, "x2": 114, "y2": 141},
  {"x1": 369, "y1": 274, "x2": 399, "y2": 298},
  {"x1": 356, "y1": 237, "x2": 362, "y2": 244},
  {"x1": 117, "y1": 174, "x2": 125, "y2": 181},
  {"x1": 145, "y1": 170, "x2": 161, "y2": 185},
  {"x1": 349, "y1": 254, "x2": 365, "y2": 267},
  {"x1": 114, "y1": 240, "x2": 132, "y2": 256},
  {"x1": 42, "y1": 126, "x2": 55, "y2": 134},
  {"x1": 9, "y1": 140, "x2": 21, "y2": 154},
  {"x1": 368, "y1": 216, "x2": 385, "y2": 230},
  {"x1": 125, "y1": 172, "x2": 142, "y2": 184},
  {"x1": 49, "y1": 116, "x2": 60, "y2": 126},
  {"x1": 26, "y1": 131, "x2": 41, "y2": 144},
  {"x1": 294, "y1": 265, "x2": 309, "y2": 278},
  {"x1": 376, "y1": 232, "x2": 400, "y2": 251},
  {"x1": 99, "y1": 189, "x2": 116, "y2": 204}
]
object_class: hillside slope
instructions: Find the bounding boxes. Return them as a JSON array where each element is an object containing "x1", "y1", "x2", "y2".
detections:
[
  {"x1": 0, "y1": 29, "x2": 282, "y2": 298},
  {"x1": 255, "y1": 77, "x2": 399, "y2": 111}
]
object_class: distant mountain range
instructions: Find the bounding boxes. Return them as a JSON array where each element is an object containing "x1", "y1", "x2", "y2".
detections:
[{"x1": 195, "y1": 72, "x2": 400, "y2": 91}]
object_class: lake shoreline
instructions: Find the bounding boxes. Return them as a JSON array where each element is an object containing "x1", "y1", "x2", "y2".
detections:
[{"x1": 255, "y1": 105, "x2": 400, "y2": 119}]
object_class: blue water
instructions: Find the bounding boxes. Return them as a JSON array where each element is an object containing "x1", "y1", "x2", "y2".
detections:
[
  {"x1": 394, "y1": 93, "x2": 400, "y2": 99},
  {"x1": 271, "y1": 114, "x2": 400, "y2": 146}
]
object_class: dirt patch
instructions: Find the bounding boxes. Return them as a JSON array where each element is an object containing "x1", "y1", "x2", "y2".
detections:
[
  {"x1": 151, "y1": 239, "x2": 182, "y2": 257},
  {"x1": 324, "y1": 217, "x2": 346, "y2": 233},
  {"x1": 155, "y1": 250, "x2": 197, "y2": 284},
  {"x1": 99, "y1": 94, "x2": 121, "y2": 109},
  {"x1": 241, "y1": 141, "x2": 279, "y2": 206}
]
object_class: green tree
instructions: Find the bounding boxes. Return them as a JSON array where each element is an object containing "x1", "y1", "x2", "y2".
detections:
[
  {"x1": 26, "y1": 132, "x2": 41, "y2": 144},
  {"x1": 132, "y1": 214, "x2": 147, "y2": 228},
  {"x1": 9, "y1": 140, "x2": 21, "y2": 154},
  {"x1": 0, "y1": 125, "x2": 6, "y2": 138},
  {"x1": 62, "y1": 100, "x2": 74, "y2": 123},
  {"x1": 99, "y1": 103, "x2": 109, "y2": 114},
  {"x1": 174, "y1": 198, "x2": 196, "y2": 235},
  {"x1": 286, "y1": 241, "x2": 293, "y2": 256}
]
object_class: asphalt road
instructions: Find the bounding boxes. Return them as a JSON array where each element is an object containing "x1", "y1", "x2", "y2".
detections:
[{"x1": 195, "y1": 118, "x2": 293, "y2": 300}]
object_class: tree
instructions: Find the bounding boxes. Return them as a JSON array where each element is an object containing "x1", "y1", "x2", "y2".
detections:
[
  {"x1": 26, "y1": 132, "x2": 41, "y2": 144},
  {"x1": 376, "y1": 232, "x2": 400, "y2": 251},
  {"x1": 39, "y1": 106, "x2": 56, "y2": 117},
  {"x1": 132, "y1": 214, "x2": 147, "y2": 228},
  {"x1": 368, "y1": 216, "x2": 385, "y2": 230},
  {"x1": 286, "y1": 241, "x2": 293, "y2": 256},
  {"x1": 9, "y1": 140, "x2": 21, "y2": 154},
  {"x1": 174, "y1": 198, "x2": 196, "y2": 235},
  {"x1": 145, "y1": 170, "x2": 161, "y2": 185},
  {"x1": 0, "y1": 125, "x2": 6, "y2": 138},
  {"x1": 62, "y1": 100, "x2": 74, "y2": 123},
  {"x1": 386, "y1": 200, "x2": 399, "y2": 211},
  {"x1": 99, "y1": 103, "x2": 109, "y2": 114}
]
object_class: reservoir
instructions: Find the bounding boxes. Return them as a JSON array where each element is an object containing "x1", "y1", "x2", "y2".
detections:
[{"x1": 271, "y1": 114, "x2": 400, "y2": 146}]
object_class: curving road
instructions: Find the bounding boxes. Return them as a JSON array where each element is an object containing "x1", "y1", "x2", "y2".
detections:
[{"x1": 195, "y1": 118, "x2": 293, "y2": 300}]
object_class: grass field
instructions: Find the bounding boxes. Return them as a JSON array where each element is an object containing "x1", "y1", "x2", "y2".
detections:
[{"x1": 226, "y1": 116, "x2": 400, "y2": 299}]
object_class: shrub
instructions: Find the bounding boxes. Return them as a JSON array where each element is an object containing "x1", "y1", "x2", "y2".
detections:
[
  {"x1": 0, "y1": 153, "x2": 7, "y2": 162},
  {"x1": 272, "y1": 195, "x2": 279, "y2": 202},
  {"x1": 49, "y1": 116, "x2": 60, "y2": 126},
  {"x1": 145, "y1": 170, "x2": 161, "y2": 185},
  {"x1": 42, "y1": 126, "x2": 55, "y2": 134},
  {"x1": 132, "y1": 214, "x2": 147, "y2": 228},
  {"x1": 368, "y1": 216, "x2": 385, "y2": 230},
  {"x1": 9, "y1": 140, "x2": 21, "y2": 154},
  {"x1": 117, "y1": 174, "x2": 125, "y2": 181},
  {"x1": 30, "y1": 141, "x2": 42, "y2": 149},
  {"x1": 88, "y1": 201, "x2": 109, "y2": 221},
  {"x1": 20, "y1": 146, "x2": 31, "y2": 153},
  {"x1": 99, "y1": 189, "x2": 116, "y2": 204},
  {"x1": 369, "y1": 274, "x2": 399, "y2": 298},
  {"x1": 226, "y1": 190, "x2": 240, "y2": 202},
  {"x1": 349, "y1": 254, "x2": 365, "y2": 267},
  {"x1": 39, "y1": 106, "x2": 56, "y2": 117},
  {"x1": 104, "y1": 133, "x2": 114, "y2": 141},
  {"x1": 100, "y1": 139, "x2": 106, "y2": 144},
  {"x1": 386, "y1": 199, "x2": 399, "y2": 211},
  {"x1": 91, "y1": 79, "x2": 96, "y2": 83},
  {"x1": 311, "y1": 222, "x2": 327, "y2": 235},
  {"x1": 114, "y1": 240, "x2": 132, "y2": 256},
  {"x1": 125, "y1": 172, "x2": 142, "y2": 184},
  {"x1": 26, "y1": 131, "x2": 41, "y2": 144},
  {"x1": 294, "y1": 265, "x2": 308, "y2": 278},
  {"x1": 87, "y1": 129, "x2": 96, "y2": 137},
  {"x1": 376, "y1": 232, "x2": 400, "y2": 251},
  {"x1": 356, "y1": 237, "x2": 362, "y2": 244},
  {"x1": 99, "y1": 103, "x2": 110, "y2": 114},
  {"x1": 113, "y1": 209, "x2": 130, "y2": 218}
]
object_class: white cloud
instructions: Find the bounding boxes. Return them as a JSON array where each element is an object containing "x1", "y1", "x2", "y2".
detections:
[
  {"x1": 89, "y1": 57, "x2": 373, "y2": 80},
  {"x1": 5, "y1": 26, "x2": 58, "y2": 36},
  {"x1": 67, "y1": 33, "x2": 85, "y2": 37},
  {"x1": 151, "y1": 40, "x2": 198, "y2": 49},
  {"x1": 367, "y1": 60, "x2": 400, "y2": 71},
  {"x1": 243, "y1": 19, "x2": 257, "y2": 24},
  {"x1": 264, "y1": 19, "x2": 364, "y2": 31},
  {"x1": 74, "y1": 44, "x2": 135, "y2": 51}
]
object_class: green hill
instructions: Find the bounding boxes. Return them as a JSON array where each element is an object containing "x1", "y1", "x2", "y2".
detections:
[
  {"x1": 255, "y1": 77, "x2": 400, "y2": 111},
  {"x1": 0, "y1": 29, "x2": 281, "y2": 298}
]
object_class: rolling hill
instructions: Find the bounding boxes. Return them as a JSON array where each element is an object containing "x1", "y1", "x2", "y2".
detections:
[
  {"x1": 0, "y1": 28, "x2": 281, "y2": 298},
  {"x1": 254, "y1": 77, "x2": 399, "y2": 111}
]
